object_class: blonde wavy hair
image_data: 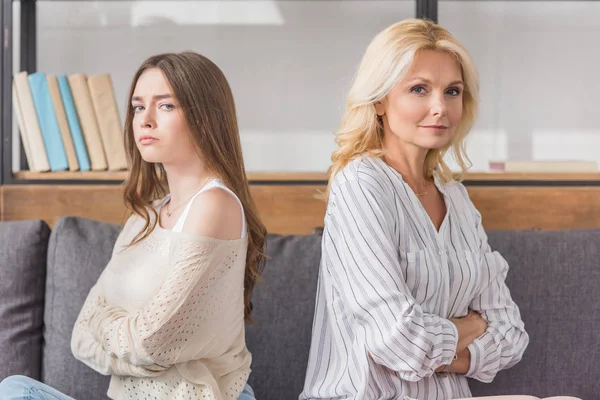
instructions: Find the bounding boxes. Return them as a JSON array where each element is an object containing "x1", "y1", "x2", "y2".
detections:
[{"x1": 325, "y1": 18, "x2": 479, "y2": 200}]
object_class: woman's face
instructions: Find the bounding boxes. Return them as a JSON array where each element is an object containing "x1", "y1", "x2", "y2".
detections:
[
  {"x1": 131, "y1": 68, "x2": 197, "y2": 165},
  {"x1": 375, "y1": 50, "x2": 464, "y2": 152}
]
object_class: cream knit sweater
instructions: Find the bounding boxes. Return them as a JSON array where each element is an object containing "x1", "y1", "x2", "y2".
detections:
[{"x1": 71, "y1": 210, "x2": 251, "y2": 400}]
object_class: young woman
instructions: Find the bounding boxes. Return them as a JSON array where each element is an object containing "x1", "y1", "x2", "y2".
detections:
[
  {"x1": 300, "y1": 19, "x2": 529, "y2": 400},
  {"x1": 0, "y1": 51, "x2": 266, "y2": 400}
]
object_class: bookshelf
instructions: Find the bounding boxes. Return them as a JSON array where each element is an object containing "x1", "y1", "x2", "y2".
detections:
[{"x1": 1, "y1": 0, "x2": 599, "y2": 188}]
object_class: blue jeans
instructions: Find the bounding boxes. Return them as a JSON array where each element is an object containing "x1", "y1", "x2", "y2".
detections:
[{"x1": 0, "y1": 375, "x2": 256, "y2": 400}]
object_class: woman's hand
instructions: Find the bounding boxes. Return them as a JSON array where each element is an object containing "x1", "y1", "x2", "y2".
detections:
[
  {"x1": 450, "y1": 309, "x2": 487, "y2": 353},
  {"x1": 435, "y1": 309, "x2": 487, "y2": 373},
  {"x1": 435, "y1": 309, "x2": 487, "y2": 374}
]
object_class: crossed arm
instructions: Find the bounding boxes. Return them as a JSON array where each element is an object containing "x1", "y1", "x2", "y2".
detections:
[{"x1": 326, "y1": 178, "x2": 529, "y2": 382}]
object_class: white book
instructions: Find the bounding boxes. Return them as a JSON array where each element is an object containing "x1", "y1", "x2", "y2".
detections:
[
  {"x1": 12, "y1": 83, "x2": 33, "y2": 170},
  {"x1": 12, "y1": 71, "x2": 50, "y2": 172}
]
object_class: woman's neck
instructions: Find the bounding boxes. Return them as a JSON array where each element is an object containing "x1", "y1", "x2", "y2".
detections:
[
  {"x1": 382, "y1": 142, "x2": 429, "y2": 186},
  {"x1": 163, "y1": 162, "x2": 214, "y2": 206}
]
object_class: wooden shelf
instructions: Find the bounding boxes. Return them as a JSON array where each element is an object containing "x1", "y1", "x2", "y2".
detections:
[
  {"x1": 12, "y1": 170, "x2": 600, "y2": 183},
  {"x1": 14, "y1": 170, "x2": 129, "y2": 181},
  {"x1": 12, "y1": 170, "x2": 328, "y2": 182},
  {"x1": 3, "y1": 184, "x2": 600, "y2": 232}
]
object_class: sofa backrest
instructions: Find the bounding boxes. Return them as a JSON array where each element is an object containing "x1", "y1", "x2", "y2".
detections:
[
  {"x1": 245, "y1": 234, "x2": 322, "y2": 400},
  {"x1": 470, "y1": 229, "x2": 600, "y2": 400},
  {"x1": 0, "y1": 220, "x2": 50, "y2": 382},
  {"x1": 43, "y1": 217, "x2": 119, "y2": 399}
]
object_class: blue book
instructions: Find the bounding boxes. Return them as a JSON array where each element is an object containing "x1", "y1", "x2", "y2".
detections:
[
  {"x1": 57, "y1": 75, "x2": 91, "y2": 171},
  {"x1": 28, "y1": 72, "x2": 69, "y2": 171}
]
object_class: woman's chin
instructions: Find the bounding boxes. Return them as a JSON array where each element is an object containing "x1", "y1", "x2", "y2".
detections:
[
  {"x1": 139, "y1": 152, "x2": 163, "y2": 164},
  {"x1": 419, "y1": 138, "x2": 453, "y2": 151}
]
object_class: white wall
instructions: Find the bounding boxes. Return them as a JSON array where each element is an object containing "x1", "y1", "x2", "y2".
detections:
[{"x1": 13, "y1": 1, "x2": 600, "y2": 172}]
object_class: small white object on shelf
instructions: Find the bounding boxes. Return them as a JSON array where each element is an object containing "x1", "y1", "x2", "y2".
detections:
[{"x1": 488, "y1": 160, "x2": 598, "y2": 173}]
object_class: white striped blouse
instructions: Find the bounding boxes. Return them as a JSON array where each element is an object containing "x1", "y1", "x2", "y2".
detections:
[{"x1": 300, "y1": 156, "x2": 529, "y2": 400}]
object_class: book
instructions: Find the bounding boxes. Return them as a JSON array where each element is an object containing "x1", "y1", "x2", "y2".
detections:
[
  {"x1": 28, "y1": 72, "x2": 69, "y2": 171},
  {"x1": 12, "y1": 71, "x2": 50, "y2": 172},
  {"x1": 47, "y1": 75, "x2": 79, "y2": 171},
  {"x1": 12, "y1": 82, "x2": 34, "y2": 171},
  {"x1": 87, "y1": 74, "x2": 128, "y2": 171},
  {"x1": 57, "y1": 75, "x2": 91, "y2": 172},
  {"x1": 489, "y1": 160, "x2": 598, "y2": 173},
  {"x1": 67, "y1": 74, "x2": 108, "y2": 171}
]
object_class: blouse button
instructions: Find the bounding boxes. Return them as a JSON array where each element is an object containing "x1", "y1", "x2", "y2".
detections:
[{"x1": 438, "y1": 249, "x2": 445, "y2": 256}]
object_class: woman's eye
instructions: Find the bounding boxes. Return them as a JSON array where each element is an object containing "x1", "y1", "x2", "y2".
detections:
[
  {"x1": 447, "y1": 88, "x2": 461, "y2": 96},
  {"x1": 132, "y1": 105, "x2": 143, "y2": 112},
  {"x1": 160, "y1": 104, "x2": 175, "y2": 110},
  {"x1": 411, "y1": 86, "x2": 426, "y2": 94}
]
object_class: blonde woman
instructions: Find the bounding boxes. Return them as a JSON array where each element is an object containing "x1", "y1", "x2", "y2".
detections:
[{"x1": 300, "y1": 19, "x2": 529, "y2": 400}]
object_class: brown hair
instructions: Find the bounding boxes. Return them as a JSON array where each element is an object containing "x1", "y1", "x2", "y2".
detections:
[{"x1": 122, "y1": 52, "x2": 267, "y2": 323}]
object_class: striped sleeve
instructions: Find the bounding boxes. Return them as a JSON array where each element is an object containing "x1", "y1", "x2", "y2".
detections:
[
  {"x1": 465, "y1": 203, "x2": 530, "y2": 382},
  {"x1": 323, "y1": 175, "x2": 459, "y2": 382}
]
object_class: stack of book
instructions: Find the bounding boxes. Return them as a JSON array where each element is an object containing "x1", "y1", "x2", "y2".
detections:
[{"x1": 12, "y1": 71, "x2": 127, "y2": 172}]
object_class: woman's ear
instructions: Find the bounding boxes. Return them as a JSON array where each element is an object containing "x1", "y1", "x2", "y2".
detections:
[{"x1": 374, "y1": 100, "x2": 385, "y2": 117}]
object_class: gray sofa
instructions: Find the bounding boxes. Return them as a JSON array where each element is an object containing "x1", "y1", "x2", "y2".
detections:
[{"x1": 0, "y1": 216, "x2": 598, "y2": 400}]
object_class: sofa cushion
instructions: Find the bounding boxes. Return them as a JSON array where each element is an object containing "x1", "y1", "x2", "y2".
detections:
[
  {"x1": 0, "y1": 220, "x2": 50, "y2": 381},
  {"x1": 470, "y1": 229, "x2": 600, "y2": 400},
  {"x1": 246, "y1": 233, "x2": 322, "y2": 400},
  {"x1": 43, "y1": 217, "x2": 120, "y2": 400}
]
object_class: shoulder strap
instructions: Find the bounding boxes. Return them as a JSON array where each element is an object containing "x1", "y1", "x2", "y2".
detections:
[
  {"x1": 171, "y1": 179, "x2": 247, "y2": 238},
  {"x1": 171, "y1": 181, "x2": 215, "y2": 233}
]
